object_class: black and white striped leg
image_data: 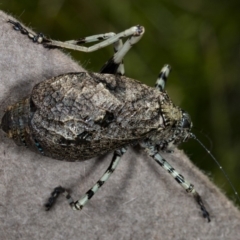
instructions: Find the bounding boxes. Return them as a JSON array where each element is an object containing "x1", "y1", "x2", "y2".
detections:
[
  {"x1": 100, "y1": 38, "x2": 124, "y2": 75},
  {"x1": 8, "y1": 19, "x2": 118, "y2": 46},
  {"x1": 43, "y1": 25, "x2": 144, "y2": 53},
  {"x1": 100, "y1": 25, "x2": 145, "y2": 75},
  {"x1": 8, "y1": 19, "x2": 49, "y2": 44},
  {"x1": 151, "y1": 151, "x2": 211, "y2": 222},
  {"x1": 47, "y1": 25, "x2": 144, "y2": 75},
  {"x1": 113, "y1": 39, "x2": 125, "y2": 75},
  {"x1": 155, "y1": 64, "x2": 171, "y2": 92},
  {"x1": 45, "y1": 148, "x2": 126, "y2": 211},
  {"x1": 8, "y1": 20, "x2": 144, "y2": 76}
]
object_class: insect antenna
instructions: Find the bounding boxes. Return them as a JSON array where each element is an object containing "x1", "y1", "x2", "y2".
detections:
[
  {"x1": 192, "y1": 127, "x2": 213, "y2": 151},
  {"x1": 190, "y1": 133, "x2": 240, "y2": 204}
]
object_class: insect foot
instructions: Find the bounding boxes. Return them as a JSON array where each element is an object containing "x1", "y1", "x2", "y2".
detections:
[{"x1": 2, "y1": 20, "x2": 212, "y2": 222}]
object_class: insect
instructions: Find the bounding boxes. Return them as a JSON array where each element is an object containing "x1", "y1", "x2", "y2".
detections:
[{"x1": 2, "y1": 19, "x2": 227, "y2": 223}]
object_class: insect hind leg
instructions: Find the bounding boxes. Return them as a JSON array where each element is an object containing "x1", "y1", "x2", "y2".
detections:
[
  {"x1": 100, "y1": 25, "x2": 145, "y2": 75},
  {"x1": 42, "y1": 25, "x2": 144, "y2": 55},
  {"x1": 8, "y1": 19, "x2": 117, "y2": 46},
  {"x1": 8, "y1": 20, "x2": 144, "y2": 75},
  {"x1": 8, "y1": 19, "x2": 48, "y2": 44},
  {"x1": 45, "y1": 148, "x2": 126, "y2": 211}
]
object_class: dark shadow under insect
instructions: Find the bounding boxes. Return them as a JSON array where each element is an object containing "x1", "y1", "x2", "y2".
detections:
[{"x1": 1, "y1": 20, "x2": 211, "y2": 222}]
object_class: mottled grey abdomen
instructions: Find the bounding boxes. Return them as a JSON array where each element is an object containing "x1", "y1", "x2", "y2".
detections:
[{"x1": 1, "y1": 72, "x2": 166, "y2": 161}]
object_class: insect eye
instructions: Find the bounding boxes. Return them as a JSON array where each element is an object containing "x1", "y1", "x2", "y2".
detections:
[{"x1": 181, "y1": 111, "x2": 192, "y2": 129}]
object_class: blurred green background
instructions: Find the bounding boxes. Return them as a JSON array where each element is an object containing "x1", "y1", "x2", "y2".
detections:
[{"x1": 2, "y1": 1, "x2": 240, "y2": 206}]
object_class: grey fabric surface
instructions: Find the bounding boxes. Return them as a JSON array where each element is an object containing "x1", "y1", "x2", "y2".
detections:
[{"x1": 0, "y1": 11, "x2": 240, "y2": 240}]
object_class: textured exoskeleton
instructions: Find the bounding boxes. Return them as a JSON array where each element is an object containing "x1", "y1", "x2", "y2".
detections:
[{"x1": 2, "y1": 72, "x2": 189, "y2": 161}]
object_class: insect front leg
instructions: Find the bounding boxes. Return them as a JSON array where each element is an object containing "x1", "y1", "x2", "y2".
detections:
[
  {"x1": 45, "y1": 148, "x2": 126, "y2": 211},
  {"x1": 148, "y1": 149, "x2": 211, "y2": 222}
]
